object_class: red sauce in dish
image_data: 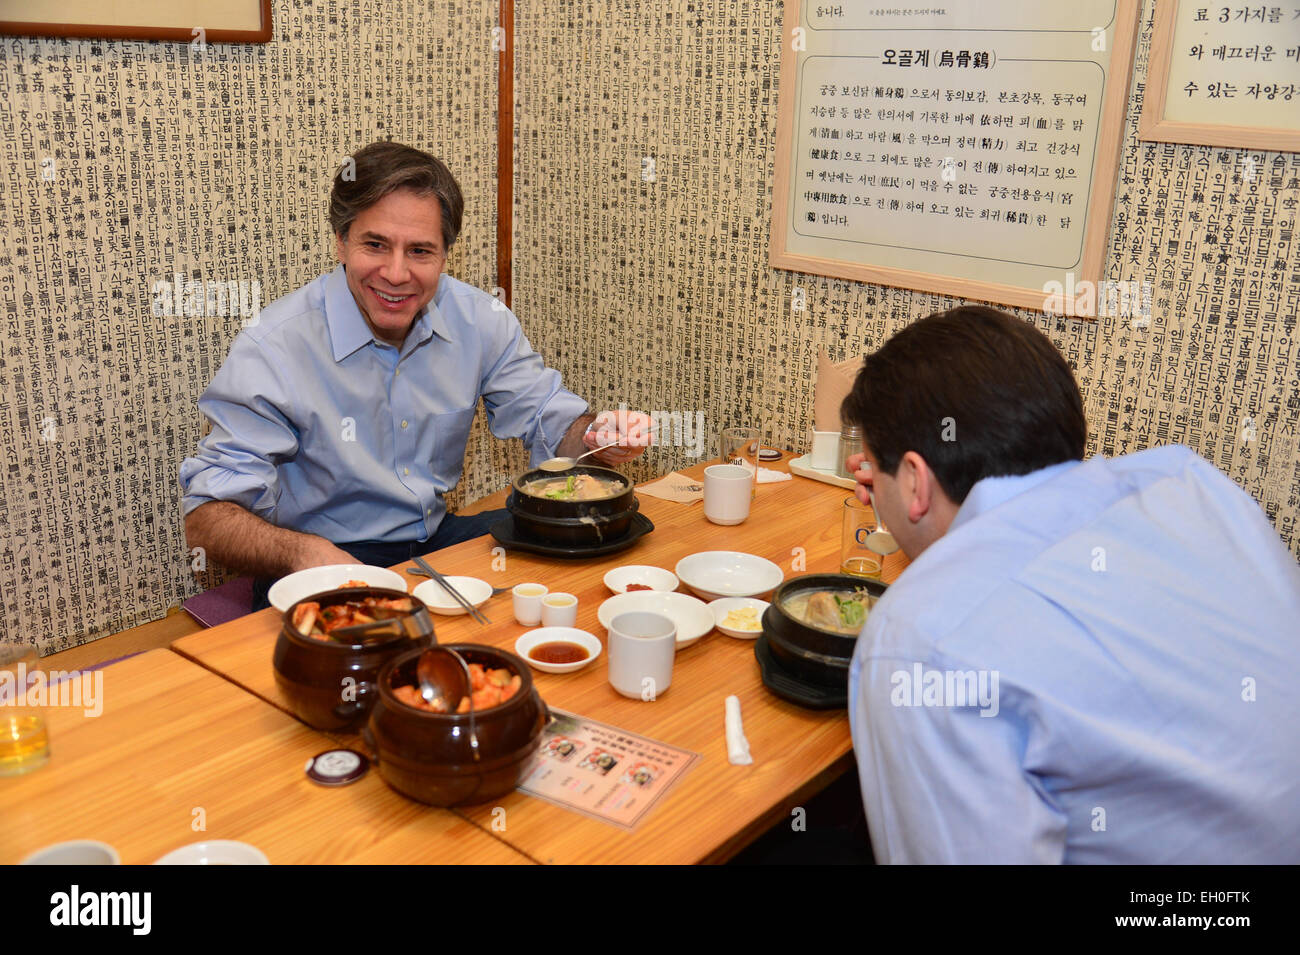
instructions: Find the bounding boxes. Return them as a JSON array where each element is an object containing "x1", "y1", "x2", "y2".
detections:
[
  {"x1": 625, "y1": 583, "x2": 653, "y2": 592},
  {"x1": 530, "y1": 641, "x2": 589, "y2": 664}
]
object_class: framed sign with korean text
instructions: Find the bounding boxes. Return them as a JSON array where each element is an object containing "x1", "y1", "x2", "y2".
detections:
[
  {"x1": 1139, "y1": 0, "x2": 1300, "y2": 152},
  {"x1": 771, "y1": 1, "x2": 1141, "y2": 314},
  {"x1": 0, "y1": 0, "x2": 272, "y2": 43}
]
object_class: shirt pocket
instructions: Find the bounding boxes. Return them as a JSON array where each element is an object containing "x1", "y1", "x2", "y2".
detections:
[{"x1": 428, "y1": 404, "x2": 479, "y2": 484}]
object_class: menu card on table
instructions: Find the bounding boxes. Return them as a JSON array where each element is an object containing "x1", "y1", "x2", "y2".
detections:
[{"x1": 519, "y1": 709, "x2": 700, "y2": 829}]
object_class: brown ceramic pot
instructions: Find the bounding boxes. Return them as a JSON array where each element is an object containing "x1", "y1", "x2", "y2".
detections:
[
  {"x1": 272, "y1": 587, "x2": 432, "y2": 732},
  {"x1": 365, "y1": 644, "x2": 547, "y2": 808}
]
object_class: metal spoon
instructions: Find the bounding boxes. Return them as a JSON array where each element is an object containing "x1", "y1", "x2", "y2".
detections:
[
  {"x1": 537, "y1": 441, "x2": 620, "y2": 472},
  {"x1": 416, "y1": 647, "x2": 470, "y2": 711},
  {"x1": 866, "y1": 489, "x2": 900, "y2": 556},
  {"x1": 415, "y1": 647, "x2": 481, "y2": 762}
]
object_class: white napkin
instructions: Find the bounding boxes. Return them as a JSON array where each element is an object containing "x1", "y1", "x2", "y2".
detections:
[
  {"x1": 757, "y1": 467, "x2": 792, "y2": 484},
  {"x1": 725, "y1": 695, "x2": 753, "y2": 765}
]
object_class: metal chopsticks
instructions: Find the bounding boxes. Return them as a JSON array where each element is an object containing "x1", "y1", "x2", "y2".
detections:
[{"x1": 411, "y1": 555, "x2": 491, "y2": 625}]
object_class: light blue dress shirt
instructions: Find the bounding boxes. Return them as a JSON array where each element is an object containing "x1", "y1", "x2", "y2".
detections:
[
  {"x1": 849, "y1": 445, "x2": 1300, "y2": 864},
  {"x1": 179, "y1": 266, "x2": 589, "y2": 544}
]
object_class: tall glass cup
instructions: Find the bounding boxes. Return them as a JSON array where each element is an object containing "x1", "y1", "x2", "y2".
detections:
[
  {"x1": 0, "y1": 643, "x2": 50, "y2": 776},
  {"x1": 840, "y1": 497, "x2": 884, "y2": 580},
  {"x1": 720, "y1": 426, "x2": 760, "y2": 499}
]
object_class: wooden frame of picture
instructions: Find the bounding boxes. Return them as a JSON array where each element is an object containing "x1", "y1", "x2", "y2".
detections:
[
  {"x1": 1139, "y1": 0, "x2": 1300, "y2": 152},
  {"x1": 0, "y1": 0, "x2": 272, "y2": 43},
  {"x1": 769, "y1": 0, "x2": 1141, "y2": 315}
]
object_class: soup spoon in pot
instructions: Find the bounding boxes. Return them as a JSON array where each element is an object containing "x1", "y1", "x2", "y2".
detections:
[
  {"x1": 537, "y1": 441, "x2": 621, "y2": 473},
  {"x1": 416, "y1": 648, "x2": 481, "y2": 761},
  {"x1": 416, "y1": 647, "x2": 470, "y2": 712}
]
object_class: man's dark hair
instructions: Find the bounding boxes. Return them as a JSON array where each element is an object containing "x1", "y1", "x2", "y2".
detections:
[
  {"x1": 328, "y1": 141, "x2": 464, "y2": 251},
  {"x1": 841, "y1": 305, "x2": 1087, "y2": 504}
]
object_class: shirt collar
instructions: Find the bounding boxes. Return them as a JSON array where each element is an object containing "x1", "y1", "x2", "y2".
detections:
[
  {"x1": 948, "y1": 459, "x2": 1081, "y2": 533},
  {"x1": 324, "y1": 265, "x2": 448, "y2": 362}
]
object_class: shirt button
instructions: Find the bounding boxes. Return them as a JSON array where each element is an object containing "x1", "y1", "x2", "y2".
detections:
[
  {"x1": 426, "y1": 508, "x2": 432, "y2": 515},
  {"x1": 394, "y1": 368, "x2": 401, "y2": 377},
  {"x1": 404, "y1": 467, "x2": 410, "y2": 475},
  {"x1": 401, "y1": 420, "x2": 408, "y2": 429}
]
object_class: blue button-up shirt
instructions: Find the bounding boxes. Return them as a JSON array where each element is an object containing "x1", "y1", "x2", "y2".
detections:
[
  {"x1": 179, "y1": 266, "x2": 588, "y2": 544},
  {"x1": 849, "y1": 445, "x2": 1300, "y2": 863}
]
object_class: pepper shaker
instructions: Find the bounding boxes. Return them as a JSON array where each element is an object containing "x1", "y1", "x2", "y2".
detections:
[{"x1": 835, "y1": 425, "x2": 863, "y2": 479}]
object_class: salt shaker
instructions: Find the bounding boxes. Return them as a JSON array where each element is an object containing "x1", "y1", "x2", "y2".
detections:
[{"x1": 835, "y1": 425, "x2": 863, "y2": 479}]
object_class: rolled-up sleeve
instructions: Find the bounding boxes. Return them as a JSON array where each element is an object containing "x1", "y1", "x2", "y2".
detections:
[
  {"x1": 179, "y1": 335, "x2": 300, "y2": 519},
  {"x1": 477, "y1": 309, "x2": 588, "y2": 467}
]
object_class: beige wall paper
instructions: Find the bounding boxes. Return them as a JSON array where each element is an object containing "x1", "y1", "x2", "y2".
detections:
[
  {"x1": 1, "y1": 0, "x2": 1297, "y2": 654},
  {"x1": 511, "y1": 0, "x2": 1299, "y2": 553}
]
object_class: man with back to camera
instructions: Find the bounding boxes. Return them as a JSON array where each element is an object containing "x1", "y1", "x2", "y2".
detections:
[
  {"x1": 180, "y1": 141, "x2": 651, "y2": 608},
  {"x1": 842, "y1": 304, "x2": 1300, "y2": 863}
]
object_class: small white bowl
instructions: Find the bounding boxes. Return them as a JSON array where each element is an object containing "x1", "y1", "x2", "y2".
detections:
[
  {"x1": 21, "y1": 840, "x2": 120, "y2": 865},
  {"x1": 674, "y1": 551, "x2": 784, "y2": 601},
  {"x1": 154, "y1": 840, "x2": 269, "y2": 865},
  {"x1": 411, "y1": 576, "x2": 493, "y2": 615},
  {"x1": 603, "y1": 565, "x2": 680, "y2": 594},
  {"x1": 514, "y1": 627, "x2": 602, "y2": 673},
  {"x1": 597, "y1": 591, "x2": 714, "y2": 648},
  {"x1": 268, "y1": 564, "x2": 407, "y2": 613},
  {"x1": 708, "y1": 597, "x2": 770, "y2": 639}
]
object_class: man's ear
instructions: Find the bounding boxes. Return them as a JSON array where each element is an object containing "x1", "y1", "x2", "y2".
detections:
[
  {"x1": 335, "y1": 232, "x2": 346, "y2": 263},
  {"x1": 899, "y1": 450, "x2": 935, "y2": 523}
]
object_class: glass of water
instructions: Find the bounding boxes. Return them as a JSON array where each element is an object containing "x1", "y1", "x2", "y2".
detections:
[{"x1": 0, "y1": 642, "x2": 50, "y2": 776}]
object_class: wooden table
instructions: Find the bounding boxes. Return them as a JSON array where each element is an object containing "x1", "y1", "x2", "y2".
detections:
[
  {"x1": 0, "y1": 650, "x2": 530, "y2": 865},
  {"x1": 172, "y1": 453, "x2": 908, "y2": 863}
]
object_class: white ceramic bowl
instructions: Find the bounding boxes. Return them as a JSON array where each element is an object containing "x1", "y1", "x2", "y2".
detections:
[
  {"x1": 411, "y1": 576, "x2": 493, "y2": 615},
  {"x1": 674, "y1": 551, "x2": 785, "y2": 601},
  {"x1": 597, "y1": 591, "x2": 714, "y2": 648},
  {"x1": 603, "y1": 565, "x2": 680, "y2": 594},
  {"x1": 514, "y1": 627, "x2": 603, "y2": 674},
  {"x1": 708, "y1": 597, "x2": 770, "y2": 639},
  {"x1": 267, "y1": 565, "x2": 407, "y2": 613},
  {"x1": 153, "y1": 840, "x2": 269, "y2": 865},
  {"x1": 21, "y1": 840, "x2": 120, "y2": 865}
]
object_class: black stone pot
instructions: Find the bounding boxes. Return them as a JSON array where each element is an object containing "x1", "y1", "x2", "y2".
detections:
[
  {"x1": 760, "y1": 574, "x2": 889, "y2": 689},
  {"x1": 506, "y1": 465, "x2": 638, "y2": 548}
]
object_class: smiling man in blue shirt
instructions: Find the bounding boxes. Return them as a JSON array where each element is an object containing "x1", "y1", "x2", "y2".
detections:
[
  {"x1": 180, "y1": 142, "x2": 649, "y2": 601},
  {"x1": 843, "y1": 305, "x2": 1300, "y2": 864}
]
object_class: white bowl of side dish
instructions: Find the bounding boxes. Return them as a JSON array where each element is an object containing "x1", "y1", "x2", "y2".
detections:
[
  {"x1": 154, "y1": 840, "x2": 270, "y2": 865},
  {"x1": 674, "y1": 551, "x2": 784, "y2": 601},
  {"x1": 707, "y1": 597, "x2": 770, "y2": 639},
  {"x1": 411, "y1": 576, "x2": 493, "y2": 615},
  {"x1": 603, "y1": 565, "x2": 680, "y2": 594},
  {"x1": 596, "y1": 591, "x2": 715, "y2": 648},
  {"x1": 268, "y1": 565, "x2": 408, "y2": 613}
]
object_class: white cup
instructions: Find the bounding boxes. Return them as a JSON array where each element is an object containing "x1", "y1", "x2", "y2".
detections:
[
  {"x1": 809, "y1": 430, "x2": 840, "y2": 470},
  {"x1": 512, "y1": 583, "x2": 548, "y2": 625},
  {"x1": 21, "y1": 840, "x2": 121, "y2": 865},
  {"x1": 703, "y1": 464, "x2": 753, "y2": 525},
  {"x1": 541, "y1": 592, "x2": 578, "y2": 627},
  {"x1": 606, "y1": 611, "x2": 676, "y2": 700}
]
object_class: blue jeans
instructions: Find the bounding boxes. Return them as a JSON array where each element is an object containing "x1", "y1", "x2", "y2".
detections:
[{"x1": 250, "y1": 508, "x2": 508, "y2": 612}]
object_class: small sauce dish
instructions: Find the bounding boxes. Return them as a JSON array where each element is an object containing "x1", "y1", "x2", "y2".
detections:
[{"x1": 514, "y1": 627, "x2": 602, "y2": 674}]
